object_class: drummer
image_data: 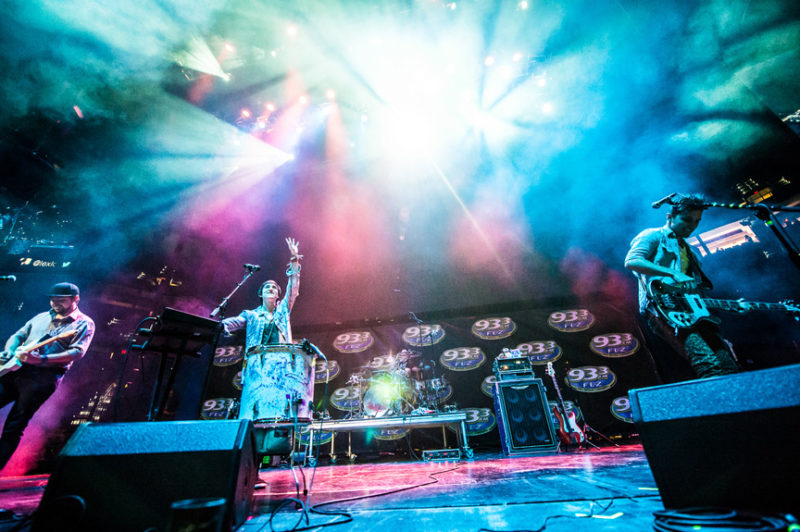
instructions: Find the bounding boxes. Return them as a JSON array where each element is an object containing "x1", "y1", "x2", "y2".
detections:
[{"x1": 222, "y1": 237, "x2": 302, "y2": 350}]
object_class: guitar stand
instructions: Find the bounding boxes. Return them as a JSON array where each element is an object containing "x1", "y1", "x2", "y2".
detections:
[{"x1": 582, "y1": 422, "x2": 618, "y2": 449}]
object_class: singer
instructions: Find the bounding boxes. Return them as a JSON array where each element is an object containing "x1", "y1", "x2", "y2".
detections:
[
  {"x1": 222, "y1": 237, "x2": 302, "y2": 348},
  {"x1": 624, "y1": 193, "x2": 739, "y2": 382},
  {"x1": 221, "y1": 238, "x2": 304, "y2": 421},
  {"x1": 0, "y1": 283, "x2": 95, "y2": 472}
]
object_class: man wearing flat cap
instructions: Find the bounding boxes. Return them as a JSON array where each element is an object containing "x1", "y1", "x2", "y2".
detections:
[{"x1": 0, "y1": 282, "x2": 95, "y2": 471}]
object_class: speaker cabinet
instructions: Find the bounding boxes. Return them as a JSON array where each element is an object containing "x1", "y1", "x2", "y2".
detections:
[
  {"x1": 629, "y1": 363, "x2": 800, "y2": 514},
  {"x1": 493, "y1": 377, "x2": 558, "y2": 455},
  {"x1": 32, "y1": 420, "x2": 257, "y2": 532}
]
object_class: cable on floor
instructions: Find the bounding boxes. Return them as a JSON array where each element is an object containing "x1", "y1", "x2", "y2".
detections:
[
  {"x1": 478, "y1": 498, "x2": 617, "y2": 532},
  {"x1": 652, "y1": 507, "x2": 798, "y2": 532}
]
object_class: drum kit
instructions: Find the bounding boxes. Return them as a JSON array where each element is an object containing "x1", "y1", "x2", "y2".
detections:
[{"x1": 346, "y1": 349, "x2": 447, "y2": 418}]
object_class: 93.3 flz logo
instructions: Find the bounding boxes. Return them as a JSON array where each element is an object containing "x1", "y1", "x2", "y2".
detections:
[
  {"x1": 480, "y1": 374, "x2": 499, "y2": 397},
  {"x1": 515, "y1": 341, "x2": 562, "y2": 364},
  {"x1": 547, "y1": 309, "x2": 595, "y2": 332},
  {"x1": 375, "y1": 428, "x2": 411, "y2": 441},
  {"x1": 329, "y1": 386, "x2": 362, "y2": 411},
  {"x1": 201, "y1": 398, "x2": 238, "y2": 420},
  {"x1": 439, "y1": 347, "x2": 487, "y2": 371},
  {"x1": 447, "y1": 407, "x2": 496, "y2": 436},
  {"x1": 402, "y1": 324, "x2": 445, "y2": 346},
  {"x1": 365, "y1": 351, "x2": 413, "y2": 372},
  {"x1": 213, "y1": 345, "x2": 244, "y2": 366},
  {"x1": 564, "y1": 365, "x2": 617, "y2": 393},
  {"x1": 590, "y1": 333, "x2": 639, "y2": 358},
  {"x1": 314, "y1": 359, "x2": 341, "y2": 383},
  {"x1": 610, "y1": 395, "x2": 634, "y2": 423},
  {"x1": 332, "y1": 331, "x2": 374, "y2": 353},
  {"x1": 297, "y1": 430, "x2": 334, "y2": 446},
  {"x1": 471, "y1": 317, "x2": 517, "y2": 340}
]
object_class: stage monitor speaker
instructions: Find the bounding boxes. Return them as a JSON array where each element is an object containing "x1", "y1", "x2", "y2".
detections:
[
  {"x1": 493, "y1": 377, "x2": 559, "y2": 455},
  {"x1": 629, "y1": 363, "x2": 800, "y2": 515},
  {"x1": 32, "y1": 420, "x2": 257, "y2": 532}
]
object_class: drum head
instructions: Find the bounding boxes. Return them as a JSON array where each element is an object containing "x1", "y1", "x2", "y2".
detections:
[{"x1": 363, "y1": 373, "x2": 411, "y2": 417}]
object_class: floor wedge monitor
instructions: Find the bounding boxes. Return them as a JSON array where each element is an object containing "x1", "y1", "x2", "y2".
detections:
[
  {"x1": 629, "y1": 363, "x2": 800, "y2": 515},
  {"x1": 31, "y1": 419, "x2": 257, "y2": 532}
]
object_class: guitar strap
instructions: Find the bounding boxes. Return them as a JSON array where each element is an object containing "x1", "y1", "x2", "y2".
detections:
[{"x1": 679, "y1": 239, "x2": 714, "y2": 291}]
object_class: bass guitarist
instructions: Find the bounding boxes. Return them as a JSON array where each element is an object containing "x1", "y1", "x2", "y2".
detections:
[
  {"x1": 624, "y1": 193, "x2": 739, "y2": 382},
  {"x1": 0, "y1": 282, "x2": 94, "y2": 472}
]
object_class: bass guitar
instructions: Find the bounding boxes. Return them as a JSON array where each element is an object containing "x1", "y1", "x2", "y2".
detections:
[
  {"x1": 0, "y1": 330, "x2": 77, "y2": 378},
  {"x1": 647, "y1": 278, "x2": 800, "y2": 330},
  {"x1": 545, "y1": 362, "x2": 585, "y2": 447}
]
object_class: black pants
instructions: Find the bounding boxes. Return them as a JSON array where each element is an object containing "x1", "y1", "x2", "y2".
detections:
[
  {"x1": 638, "y1": 311, "x2": 739, "y2": 383},
  {"x1": 0, "y1": 365, "x2": 62, "y2": 470}
]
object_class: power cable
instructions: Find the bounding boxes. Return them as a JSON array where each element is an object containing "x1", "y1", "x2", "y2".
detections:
[{"x1": 652, "y1": 507, "x2": 798, "y2": 532}]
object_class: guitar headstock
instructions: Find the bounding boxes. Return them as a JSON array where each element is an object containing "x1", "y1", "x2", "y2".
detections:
[{"x1": 545, "y1": 361, "x2": 555, "y2": 376}]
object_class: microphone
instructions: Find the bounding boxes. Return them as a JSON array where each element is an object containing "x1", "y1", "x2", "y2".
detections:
[
  {"x1": 0, "y1": 275, "x2": 17, "y2": 282},
  {"x1": 243, "y1": 263, "x2": 261, "y2": 271},
  {"x1": 652, "y1": 193, "x2": 678, "y2": 209}
]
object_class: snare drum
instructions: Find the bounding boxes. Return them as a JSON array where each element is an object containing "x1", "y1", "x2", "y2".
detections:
[{"x1": 238, "y1": 343, "x2": 316, "y2": 422}]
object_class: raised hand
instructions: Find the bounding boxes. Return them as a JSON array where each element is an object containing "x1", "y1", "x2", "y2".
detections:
[{"x1": 286, "y1": 237, "x2": 303, "y2": 261}]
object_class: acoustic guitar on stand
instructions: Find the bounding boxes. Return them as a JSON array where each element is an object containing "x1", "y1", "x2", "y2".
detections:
[
  {"x1": 0, "y1": 330, "x2": 77, "y2": 378},
  {"x1": 545, "y1": 362, "x2": 586, "y2": 447}
]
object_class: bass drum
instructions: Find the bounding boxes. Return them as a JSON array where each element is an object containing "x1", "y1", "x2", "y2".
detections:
[
  {"x1": 238, "y1": 343, "x2": 316, "y2": 422},
  {"x1": 363, "y1": 371, "x2": 412, "y2": 417}
]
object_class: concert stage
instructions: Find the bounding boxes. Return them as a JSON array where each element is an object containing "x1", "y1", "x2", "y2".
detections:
[{"x1": 0, "y1": 443, "x2": 662, "y2": 531}]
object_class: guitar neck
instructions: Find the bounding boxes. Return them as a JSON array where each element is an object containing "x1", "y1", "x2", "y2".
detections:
[
  {"x1": 704, "y1": 298, "x2": 788, "y2": 312},
  {"x1": 18, "y1": 333, "x2": 73, "y2": 355},
  {"x1": 549, "y1": 373, "x2": 569, "y2": 413}
]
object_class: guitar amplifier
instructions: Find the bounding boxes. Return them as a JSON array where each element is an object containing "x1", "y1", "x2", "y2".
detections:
[
  {"x1": 493, "y1": 377, "x2": 558, "y2": 455},
  {"x1": 492, "y1": 349, "x2": 535, "y2": 380}
]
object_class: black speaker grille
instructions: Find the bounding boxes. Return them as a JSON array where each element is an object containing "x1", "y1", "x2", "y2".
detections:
[
  {"x1": 494, "y1": 379, "x2": 557, "y2": 454},
  {"x1": 504, "y1": 386, "x2": 550, "y2": 446}
]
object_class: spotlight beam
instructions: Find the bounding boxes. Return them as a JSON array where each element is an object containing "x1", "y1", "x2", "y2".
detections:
[{"x1": 429, "y1": 160, "x2": 517, "y2": 285}]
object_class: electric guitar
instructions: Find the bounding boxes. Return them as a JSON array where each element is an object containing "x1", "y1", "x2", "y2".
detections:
[
  {"x1": 647, "y1": 278, "x2": 800, "y2": 330},
  {"x1": 0, "y1": 330, "x2": 77, "y2": 377},
  {"x1": 545, "y1": 362, "x2": 585, "y2": 447}
]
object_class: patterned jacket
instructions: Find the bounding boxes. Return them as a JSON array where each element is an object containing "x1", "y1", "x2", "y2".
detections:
[{"x1": 222, "y1": 262, "x2": 300, "y2": 350}]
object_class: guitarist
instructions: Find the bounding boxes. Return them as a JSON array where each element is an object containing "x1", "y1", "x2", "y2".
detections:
[
  {"x1": 624, "y1": 193, "x2": 739, "y2": 382},
  {"x1": 0, "y1": 282, "x2": 94, "y2": 472}
]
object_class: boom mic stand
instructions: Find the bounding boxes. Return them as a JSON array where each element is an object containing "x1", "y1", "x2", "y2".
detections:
[{"x1": 210, "y1": 264, "x2": 260, "y2": 319}]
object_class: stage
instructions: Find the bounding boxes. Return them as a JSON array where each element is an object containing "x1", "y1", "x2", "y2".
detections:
[{"x1": 0, "y1": 443, "x2": 662, "y2": 531}]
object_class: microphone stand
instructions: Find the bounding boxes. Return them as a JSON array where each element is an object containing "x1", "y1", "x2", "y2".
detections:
[
  {"x1": 210, "y1": 266, "x2": 259, "y2": 319},
  {"x1": 702, "y1": 201, "x2": 800, "y2": 271},
  {"x1": 410, "y1": 312, "x2": 439, "y2": 412}
]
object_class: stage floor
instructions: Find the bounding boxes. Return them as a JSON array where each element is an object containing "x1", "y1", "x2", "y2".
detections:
[
  {"x1": 0, "y1": 444, "x2": 663, "y2": 531},
  {"x1": 252, "y1": 443, "x2": 662, "y2": 531}
]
